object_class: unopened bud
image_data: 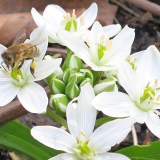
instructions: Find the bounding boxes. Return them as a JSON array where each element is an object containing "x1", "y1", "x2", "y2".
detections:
[{"x1": 52, "y1": 78, "x2": 65, "y2": 94}]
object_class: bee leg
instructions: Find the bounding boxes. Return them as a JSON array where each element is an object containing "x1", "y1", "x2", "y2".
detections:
[
  {"x1": 18, "y1": 59, "x2": 24, "y2": 69},
  {"x1": 30, "y1": 67, "x2": 36, "y2": 78}
]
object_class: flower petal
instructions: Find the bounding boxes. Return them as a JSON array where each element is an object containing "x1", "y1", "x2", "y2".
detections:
[
  {"x1": 67, "y1": 83, "x2": 96, "y2": 139},
  {"x1": 77, "y1": 3, "x2": 97, "y2": 30},
  {"x1": 29, "y1": 58, "x2": 62, "y2": 82},
  {"x1": 145, "y1": 111, "x2": 160, "y2": 138},
  {"x1": 31, "y1": 126, "x2": 77, "y2": 153},
  {"x1": 136, "y1": 45, "x2": 160, "y2": 88},
  {"x1": 129, "y1": 107, "x2": 148, "y2": 124},
  {"x1": 118, "y1": 59, "x2": 142, "y2": 102},
  {"x1": 43, "y1": 4, "x2": 65, "y2": 28},
  {"x1": 0, "y1": 83, "x2": 19, "y2": 106},
  {"x1": 89, "y1": 117, "x2": 135, "y2": 153},
  {"x1": 17, "y1": 82, "x2": 47, "y2": 113},
  {"x1": 49, "y1": 153, "x2": 76, "y2": 160},
  {"x1": 57, "y1": 30, "x2": 94, "y2": 66},
  {"x1": 103, "y1": 24, "x2": 121, "y2": 38},
  {"x1": 95, "y1": 153, "x2": 130, "y2": 160},
  {"x1": 110, "y1": 25, "x2": 135, "y2": 57},
  {"x1": 92, "y1": 92, "x2": 135, "y2": 117}
]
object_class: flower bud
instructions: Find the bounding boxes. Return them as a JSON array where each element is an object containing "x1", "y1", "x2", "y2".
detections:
[
  {"x1": 80, "y1": 69, "x2": 94, "y2": 84},
  {"x1": 62, "y1": 54, "x2": 83, "y2": 71},
  {"x1": 50, "y1": 94, "x2": 69, "y2": 117},
  {"x1": 68, "y1": 72, "x2": 83, "y2": 85},
  {"x1": 63, "y1": 68, "x2": 78, "y2": 84},
  {"x1": 94, "y1": 78, "x2": 117, "y2": 95},
  {"x1": 80, "y1": 78, "x2": 93, "y2": 88},
  {"x1": 65, "y1": 76, "x2": 80, "y2": 99},
  {"x1": 52, "y1": 78, "x2": 65, "y2": 94}
]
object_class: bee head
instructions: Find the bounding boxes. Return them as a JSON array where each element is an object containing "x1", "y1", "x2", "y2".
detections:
[{"x1": 1, "y1": 52, "x2": 14, "y2": 67}]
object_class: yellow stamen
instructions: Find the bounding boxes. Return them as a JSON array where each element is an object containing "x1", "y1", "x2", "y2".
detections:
[
  {"x1": 85, "y1": 139, "x2": 90, "y2": 144},
  {"x1": 76, "y1": 136, "x2": 80, "y2": 143},
  {"x1": 80, "y1": 131, "x2": 86, "y2": 137},
  {"x1": 100, "y1": 35, "x2": 105, "y2": 44},
  {"x1": 80, "y1": 16, "x2": 84, "y2": 26},
  {"x1": 74, "y1": 148, "x2": 81, "y2": 153},
  {"x1": 92, "y1": 149, "x2": 97, "y2": 156},
  {"x1": 106, "y1": 40, "x2": 113, "y2": 51},
  {"x1": 31, "y1": 61, "x2": 37, "y2": 69},
  {"x1": 86, "y1": 38, "x2": 91, "y2": 47},
  {"x1": 148, "y1": 91, "x2": 154, "y2": 99}
]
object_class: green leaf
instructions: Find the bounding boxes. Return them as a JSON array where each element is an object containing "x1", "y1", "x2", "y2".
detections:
[
  {"x1": 117, "y1": 141, "x2": 160, "y2": 160},
  {"x1": 95, "y1": 116, "x2": 116, "y2": 127},
  {"x1": 0, "y1": 120, "x2": 61, "y2": 160}
]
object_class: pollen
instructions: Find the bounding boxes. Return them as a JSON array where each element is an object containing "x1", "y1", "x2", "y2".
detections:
[{"x1": 31, "y1": 61, "x2": 37, "y2": 69}]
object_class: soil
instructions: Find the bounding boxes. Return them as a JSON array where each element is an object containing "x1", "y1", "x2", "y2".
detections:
[{"x1": 1, "y1": 0, "x2": 160, "y2": 159}]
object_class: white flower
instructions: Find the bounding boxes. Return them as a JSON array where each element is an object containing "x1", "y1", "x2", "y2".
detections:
[
  {"x1": 0, "y1": 26, "x2": 62, "y2": 113},
  {"x1": 31, "y1": 83, "x2": 135, "y2": 160},
  {"x1": 57, "y1": 21, "x2": 135, "y2": 72},
  {"x1": 31, "y1": 3, "x2": 97, "y2": 44},
  {"x1": 92, "y1": 45, "x2": 160, "y2": 138}
]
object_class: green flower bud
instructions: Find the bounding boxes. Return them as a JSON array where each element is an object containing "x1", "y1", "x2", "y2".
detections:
[
  {"x1": 80, "y1": 78, "x2": 93, "y2": 88},
  {"x1": 63, "y1": 68, "x2": 78, "y2": 84},
  {"x1": 62, "y1": 54, "x2": 83, "y2": 71},
  {"x1": 52, "y1": 78, "x2": 65, "y2": 94},
  {"x1": 65, "y1": 76, "x2": 80, "y2": 99},
  {"x1": 50, "y1": 94, "x2": 69, "y2": 117},
  {"x1": 94, "y1": 78, "x2": 117, "y2": 95},
  {"x1": 80, "y1": 69, "x2": 94, "y2": 84},
  {"x1": 68, "y1": 72, "x2": 83, "y2": 85}
]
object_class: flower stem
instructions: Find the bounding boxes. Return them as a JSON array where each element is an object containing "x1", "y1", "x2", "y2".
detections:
[{"x1": 46, "y1": 107, "x2": 68, "y2": 129}]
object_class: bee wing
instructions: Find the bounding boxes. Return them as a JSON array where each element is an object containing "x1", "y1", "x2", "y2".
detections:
[{"x1": 12, "y1": 28, "x2": 27, "y2": 45}]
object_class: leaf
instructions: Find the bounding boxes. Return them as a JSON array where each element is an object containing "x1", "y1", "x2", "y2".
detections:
[
  {"x1": 116, "y1": 141, "x2": 160, "y2": 160},
  {"x1": 0, "y1": 120, "x2": 61, "y2": 160},
  {"x1": 95, "y1": 116, "x2": 116, "y2": 126}
]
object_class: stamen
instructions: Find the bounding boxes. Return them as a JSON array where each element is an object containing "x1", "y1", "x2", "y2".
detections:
[
  {"x1": 125, "y1": 55, "x2": 131, "y2": 62},
  {"x1": 76, "y1": 136, "x2": 80, "y2": 143},
  {"x1": 92, "y1": 149, "x2": 97, "y2": 156},
  {"x1": 60, "y1": 19, "x2": 66, "y2": 27},
  {"x1": 157, "y1": 95, "x2": 160, "y2": 101},
  {"x1": 146, "y1": 82, "x2": 150, "y2": 88},
  {"x1": 72, "y1": 9, "x2": 76, "y2": 19},
  {"x1": 103, "y1": 50, "x2": 108, "y2": 57},
  {"x1": 106, "y1": 40, "x2": 112, "y2": 51},
  {"x1": 100, "y1": 35, "x2": 105, "y2": 44},
  {"x1": 86, "y1": 38, "x2": 91, "y2": 47},
  {"x1": 83, "y1": 154, "x2": 89, "y2": 160},
  {"x1": 151, "y1": 101, "x2": 160, "y2": 105},
  {"x1": 74, "y1": 148, "x2": 81, "y2": 153},
  {"x1": 85, "y1": 139, "x2": 90, "y2": 144},
  {"x1": 155, "y1": 79, "x2": 158, "y2": 86},
  {"x1": 80, "y1": 16, "x2": 84, "y2": 26},
  {"x1": 63, "y1": 13, "x2": 71, "y2": 20},
  {"x1": 81, "y1": 131, "x2": 86, "y2": 137},
  {"x1": 148, "y1": 91, "x2": 154, "y2": 99}
]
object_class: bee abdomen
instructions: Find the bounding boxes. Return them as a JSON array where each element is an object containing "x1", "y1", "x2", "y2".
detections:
[{"x1": 20, "y1": 44, "x2": 40, "y2": 58}]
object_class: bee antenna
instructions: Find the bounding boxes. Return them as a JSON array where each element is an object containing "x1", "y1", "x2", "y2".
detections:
[{"x1": 1, "y1": 61, "x2": 7, "y2": 71}]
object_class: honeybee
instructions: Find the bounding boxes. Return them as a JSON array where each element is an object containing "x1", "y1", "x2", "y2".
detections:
[{"x1": 1, "y1": 28, "x2": 45, "y2": 77}]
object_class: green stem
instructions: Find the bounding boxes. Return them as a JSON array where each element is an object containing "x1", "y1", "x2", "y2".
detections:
[
  {"x1": 93, "y1": 71, "x2": 104, "y2": 86},
  {"x1": 46, "y1": 107, "x2": 68, "y2": 129}
]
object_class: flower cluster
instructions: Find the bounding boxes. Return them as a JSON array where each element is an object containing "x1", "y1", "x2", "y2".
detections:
[{"x1": 1, "y1": 2, "x2": 160, "y2": 160}]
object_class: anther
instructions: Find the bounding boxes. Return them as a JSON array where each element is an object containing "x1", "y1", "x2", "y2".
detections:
[
  {"x1": 148, "y1": 91, "x2": 154, "y2": 99},
  {"x1": 85, "y1": 139, "x2": 90, "y2": 144},
  {"x1": 74, "y1": 148, "x2": 81, "y2": 153},
  {"x1": 76, "y1": 136, "x2": 80, "y2": 143},
  {"x1": 81, "y1": 131, "x2": 86, "y2": 137},
  {"x1": 92, "y1": 149, "x2": 97, "y2": 156},
  {"x1": 80, "y1": 16, "x2": 84, "y2": 26},
  {"x1": 86, "y1": 38, "x2": 91, "y2": 47}
]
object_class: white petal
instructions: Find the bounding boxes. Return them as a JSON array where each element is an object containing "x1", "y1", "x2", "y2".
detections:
[
  {"x1": 90, "y1": 21, "x2": 104, "y2": 45},
  {"x1": 0, "y1": 83, "x2": 19, "y2": 106},
  {"x1": 77, "y1": 3, "x2": 97, "y2": 30},
  {"x1": 95, "y1": 153, "x2": 130, "y2": 160},
  {"x1": 129, "y1": 107, "x2": 148, "y2": 123},
  {"x1": 29, "y1": 58, "x2": 62, "y2": 82},
  {"x1": 57, "y1": 30, "x2": 93, "y2": 65},
  {"x1": 67, "y1": 83, "x2": 96, "y2": 139},
  {"x1": 118, "y1": 59, "x2": 142, "y2": 102},
  {"x1": 89, "y1": 117, "x2": 135, "y2": 153},
  {"x1": 43, "y1": 4, "x2": 65, "y2": 27},
  {"x1": 92, "y1": 92, "x2": 135, "y2": 117},
  {"x1": 31, "y1": 126, "x2": 77, "y2": 153},
  {"x1": 130, "y1": 50, "x2": 144, "y2": 64},
  {"x1": 17, "y1": 82, "x2": 47, "y2": 113},
  {"x1": 136, "y1": 45, "x2": 160, "y2": 87},
  {"x1": 103, "y1": 24, "x2": 121, "y2": 38},
  {"x1": 145, "y1": 111, "x2": 160, "y2": 138},
  {"x1": 31, "y1": 8, "x2": 46, "y2": 26},
  {"x1": 49, "y1": 153, "x2": 76, "y2": 160},
  {"x1": 0, "y1": 74, "x2": 12, "y2": 85},
  {"x1": 110, "y1": 25, "x2": 135, "y2": 57}
]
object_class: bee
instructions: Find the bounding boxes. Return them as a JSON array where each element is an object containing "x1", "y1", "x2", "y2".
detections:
[{"x1": 1, "y1": 28, "x2": 45, "y2": 77}]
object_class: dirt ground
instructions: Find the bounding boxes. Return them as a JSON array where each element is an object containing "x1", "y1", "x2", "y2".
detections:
[{"x1": 1, "y1": 0, "x2": 160, "y2": 159}]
